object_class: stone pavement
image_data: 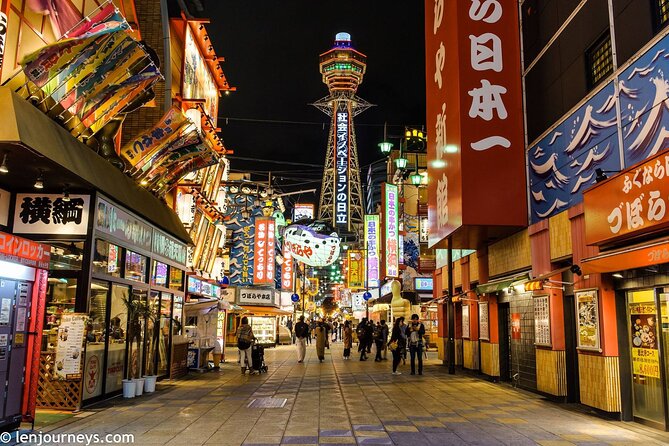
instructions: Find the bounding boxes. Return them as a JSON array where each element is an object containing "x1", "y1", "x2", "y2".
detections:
[{"x1": 35, "y1": 344, "x2": 669, "y2": 446}]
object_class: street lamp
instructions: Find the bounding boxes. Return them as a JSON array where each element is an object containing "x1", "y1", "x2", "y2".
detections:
[
  {"x1": 409, "y1": 171, "x2": 422, "y2": 185},
  {"x1": 378, "y1": 141, "x2": 393, "y2": 155},
  {"x1": 394, "y1": 157, "x2": 408, "y2": 170}
]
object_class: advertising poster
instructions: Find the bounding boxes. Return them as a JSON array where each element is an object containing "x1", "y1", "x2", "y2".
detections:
[
  {"x1": 575, "y1": 289, "x2": 601, "y2": 351},
  {"x1": 533, "y1": 295, "x2": 551, "y2": 347},
  {"x1": 347, "y1": 250, "x2": 365, "y2": 289},
  {"x1": 478, "y1": 302, "x2": 489, "y2": 341},
  {"x1": 511, "y1": 313, "x2": 521, "y2": 340},
  {"x1": 630, "y1": 303, "x2": 660, "y2": 379},
  {"x1": 365, "y1": 215, "x2": 380, "y2": 288},
  {"x1": 54, "y1": 314, "x2": 87, "y2": 380},
  {"x1": 462, "y1": 304, "x2": 470, "y2": 339}
]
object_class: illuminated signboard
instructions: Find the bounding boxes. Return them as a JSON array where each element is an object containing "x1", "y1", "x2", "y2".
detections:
[
  {"x1": 283, "y1": 224, "x2": 340, "y2": 267},
  {"x1": 347, "y1": 250, "x2": 365, "y2": 289},
  {"x1": 384, "y1": 183, "x2": 399, "y2": 277},
  {"x1": 365, "y1": 215, "x2": 380, "y2": 287},
  {"x1": 335, "y1": 103, "x2": 349, "y2": 226},
  {"x1": 253, "y1": 217, "x2": 275, "y2": 285},
  {"x1": 293, "y1": 203, "x2": 315, "y2": 221},
  {"x1": 414, "y1": 277, "x2": 433, "y2": 292},
  {"x1": 183, "y1": 25, "x2": 218, "y2": 125},
  {"x1": 281, "y1": 241, "x2": 294, "y2": 291}
]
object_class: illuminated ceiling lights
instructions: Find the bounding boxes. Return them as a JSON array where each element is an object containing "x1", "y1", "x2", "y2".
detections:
[
  {"x1": 34, "y1": 171, "x2": 44, "y2": 189},
  {"x1": 0, "y1": 154, "x2": 8, "y2": 174}
]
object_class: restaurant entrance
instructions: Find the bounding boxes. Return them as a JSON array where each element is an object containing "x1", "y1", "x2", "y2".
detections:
[{"x1": 626, "y1": 288, "x2": 669, "y2": 429}]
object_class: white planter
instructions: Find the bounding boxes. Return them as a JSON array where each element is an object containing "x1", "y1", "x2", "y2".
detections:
[
  {"x1": 143, "y1": 375, "x2": 157, "y2": 393},
  {"x1": 122, "y1": 380, "x2": 136, "y2": 398},
  {"x1": 133, "y1": 378, "x2": 145, "y2": 396}
]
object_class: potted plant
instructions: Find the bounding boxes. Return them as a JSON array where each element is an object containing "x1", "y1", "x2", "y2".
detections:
[
  {"x1": 142, "y1": 299, "x2": 161, "y2": 393},
  {"x1": 122, "y1": 295, "x2": 148, "y2": 397}
]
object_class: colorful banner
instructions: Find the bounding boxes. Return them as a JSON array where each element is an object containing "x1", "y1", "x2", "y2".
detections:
[
  {"x1": 347, "y1": 250, "x2": 365, "y2": 289},
  {"x1": 384, "y1": 184, "x2": 399, "y2": 277},
  {"x1": 121, "y1": 107, "x2": 188, "y2": 167},
  {"x1": 630, "y1": 302, "x2": 660, "y2": 379},
  {"x1": 365, "y1": 215, "x2": 380, "y2": 288},
  {"x1": 253, "y1": 218, "x2": 276, "y2": 285},
  {"x1": 281, "y1": 241, "x2": 294, "y2": 291}
]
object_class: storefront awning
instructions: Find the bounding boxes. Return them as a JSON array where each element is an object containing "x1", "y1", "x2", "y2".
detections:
[
  {"x1": 581, "y1": 237, "x2": 669, "y2": 274},
  {"x1": 0, "y1": 87, "x2": 192, "y2": 245},
  {"x1": 228, "y1": 304, "x2": 245, "y2": 312},
  {"x1": 184, "y1": 299, "x2": 218, "y2": 312},
  {"x1": 241, "y1": 306, "x2": 292, "y2": 316},
  {"x1": 475, "y1": 272, "x2": 530, "y2": 295}
]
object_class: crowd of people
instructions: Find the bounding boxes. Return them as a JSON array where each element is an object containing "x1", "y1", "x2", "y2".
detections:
[{"x1": 289, "y1": 314, "x2": 427, "y2": 375}]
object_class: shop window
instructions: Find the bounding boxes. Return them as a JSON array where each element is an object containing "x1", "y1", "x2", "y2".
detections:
[
  {"x1": 172, "y1": 295, "x2": 183, "y2": 335},
  {"x1": 157, "y1": 292, "x2": 173, "y2": 376},
  {"x1": 50, "y1": 242, "x2": 84, "y2": 270},
  {"x1": 83, "y1": 280, "x2": 110, "y2": 400},
  {"x1": 124, "y1": 251, "x2": 147, "y2": 282},
  {"x1": 151, "y1": 261, "x2": 168, "y2": 288},
  {"x1": 43, "y1": 277, "x2": 77, "y2": 351},
  {"x1": 144, "y1": 292, "x2": 161, "y2": 377},
  {"x1": 655, "y1": 0, "x2": 669, "y2": 31},
  {"x1": 92, "y1": 240, "x2": 121, "y2": 278},
  {"x1": 169, "y1": 268, "x2": 184, "y2": 291},
  {"x1": 105, "y1": 284, "x2": 128, "y2": 394},
  {"x1": 586, "y1": 33, "x2": 613, "y2": 89},
  {"x1": 127, "y1": 289, "x2": 147, "y2": 379}
]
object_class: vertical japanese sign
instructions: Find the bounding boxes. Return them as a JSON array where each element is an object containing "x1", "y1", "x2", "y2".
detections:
[
  {"x1": 384, "y1": 184, "x2": 399, "y2": 278},
  {"x1": 347, "y1": 250, "x2": 365, "y2": 289},
  {"x1": 365, "y1": 215, "x2": 380, "y2": 288},
  {"x1": 0, "y1": 12, "x2": 6, "y2": 74},
  {"x1": 282, "y1": 241, "x2": 294, "y2": 291},
  {"x1": 426, "y1": 0, "x2": 526, "y2": 248},
  {"x1": 253, "y1": 217, "x2": 275, "y2": 285},
  {"x1": 511, "y1": 313, "x2": 521, "y2": 340},
  {"x1": 335, "y1": 102, "x2": 350, "y2": 227}
]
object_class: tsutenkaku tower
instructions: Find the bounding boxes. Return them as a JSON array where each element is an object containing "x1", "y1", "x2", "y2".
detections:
[{"x1": 313, "y1": 32, "x2": 372, "y2": 237}]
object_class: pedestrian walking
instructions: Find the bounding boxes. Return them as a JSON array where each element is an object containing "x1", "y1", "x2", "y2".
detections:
[
  {"x1": 294, "y1": 315, "x2": 309, "y2": 363},
  {"x1": 407, "y1": 314, "x2": 426, "y2": 375},
  {"x1": 374, "y1": 320, "x2": 388, "y2": 361},
  {"x1": 332, "y1": 320, "x2": 339, "y2": 342},
  {"x1": 286, "y1": 318, "x2": 293, "y2": 343},
  {"x1": 315, "y1": 320, "x2": 326, "y2": 362},
  {"x1": 380, "y1": 319, "x2": 389, "y2": 360},
  {"x1": 389, "y1": 317, "x2": 406, "y2": 375},
  {"x1": 365, "y1": 320, "x2": 374, "y2": 354},
  {"x1": 357, "y1": 318, "x2": 369, "y2": 361},
  {"x1": 236, "y1": 316, "x2": 256, "y2": 374},
  {"x1": 343, "y1": 320, "x2": 353, "y2": 359}
]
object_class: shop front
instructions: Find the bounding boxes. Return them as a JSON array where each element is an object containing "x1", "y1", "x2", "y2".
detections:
[
  {"x1": 582, "y1": 150, "x2": 669, "y2": 428},
  {"x1": 81, "y1": 196, "x2": 189, "y2": 404},
  {"x1": 236, "y1": 287, "x2": 289, "y2": 346},
  {"x1": 0, "y1": 231, "x2": 49, "y2": 430}
]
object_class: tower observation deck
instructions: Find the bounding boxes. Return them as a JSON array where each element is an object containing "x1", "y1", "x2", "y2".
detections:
[{"x1": 313, "y1": 33, "x2": 373, "y2": 238}]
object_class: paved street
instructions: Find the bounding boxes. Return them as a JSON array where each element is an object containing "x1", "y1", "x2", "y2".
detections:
[{"x1": 34, "y1": 344, "x2": 669, "y2": 446}]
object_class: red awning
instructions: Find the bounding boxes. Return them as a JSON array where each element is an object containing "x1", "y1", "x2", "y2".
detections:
[{"x1": 581, "y1": 237, "x2": 669, "y2": 274}]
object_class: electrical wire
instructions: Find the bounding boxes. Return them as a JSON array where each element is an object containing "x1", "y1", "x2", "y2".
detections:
[{"x1": 218, "y1": 116, "x2": 422, "y2": 129}]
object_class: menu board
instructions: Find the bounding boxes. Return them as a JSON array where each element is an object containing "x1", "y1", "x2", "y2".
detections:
[
  {"x1": 250, "y1": 316, "x2": 276, "y2": 345},
  {"x1": 533, "y1": 295, "x2": 551, "y2": 347},
  {"x1": 478, "y1": 302, "x2": 489, "y2": 341},
  {"x1": 630, "y1": 302, "x2": 660, "y2": 378},
  {"x1": 54, "y1": 314, "x2": 87, "y2": 380},
  {"x1": 462, "y1": 304, "x2": 470, "y2": 339}
]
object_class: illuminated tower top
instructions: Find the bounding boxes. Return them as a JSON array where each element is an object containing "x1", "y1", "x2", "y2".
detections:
[{"x1": 319, "y1": 32, "x2": 367, "y2": 93}]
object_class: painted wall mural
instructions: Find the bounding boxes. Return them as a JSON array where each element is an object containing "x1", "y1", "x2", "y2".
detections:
[{"x1": 529, "y1": 33, "x2": 669, "y2": 223}]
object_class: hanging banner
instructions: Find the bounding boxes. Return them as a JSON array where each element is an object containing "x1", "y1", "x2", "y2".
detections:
[
  {"x1": 281, "y1": 242, "x2": 294, "y2": 291},
  {"x1": 426, "y1": 0, "x2": 526, "y2": 248},
  {"x1": 121, "y1": 107, "x2": 188, "y2": 167},
  {"x1": 253, "y1": 217, "x2": 275, "y2": 285},
  {"x1": 335, "y1": 102, "x2": 350, "y2": 227},
  {"x1": 347, "y1": 250, "x2": 365, "y2": 289},
  {"x1": 365, "y1": 215, "x2": 380, "y2": 288},
  {"x1": 384, "y1": 183, "x2": 399, "y2": 277}
]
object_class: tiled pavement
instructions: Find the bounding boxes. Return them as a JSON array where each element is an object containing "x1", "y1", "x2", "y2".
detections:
[{"x1": 35, "y1": 344, "x2": 669, "y2": 446}]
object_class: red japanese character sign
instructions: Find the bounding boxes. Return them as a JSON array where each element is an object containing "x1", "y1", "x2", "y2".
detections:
[
  {"x1": 426, "y1": 0, "x2": 526, "y2": 248},
  {"x1": 584, "y1": 151, "x2": 669, "y2": 245},
  {"x1": 253, "y1": 217, "x2": 276, "y2": 285}
]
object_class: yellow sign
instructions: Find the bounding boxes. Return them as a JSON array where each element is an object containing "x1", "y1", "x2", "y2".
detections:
[{"x1": 632, "y1": 347, "x2": 660, "y2": 378}]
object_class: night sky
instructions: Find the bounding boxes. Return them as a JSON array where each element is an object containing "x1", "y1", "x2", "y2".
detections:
[{"x1": 204, "y1": 1, "x2": 426, "y2": 206}]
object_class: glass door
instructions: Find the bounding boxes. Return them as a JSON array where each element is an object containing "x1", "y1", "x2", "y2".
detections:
[
  {"x1": 158, "y1": 293, "x2": 173, "y2": 377},
  {"x1": 128, "y1": 288, "x2": 147, "y2": 379},
  {"x1": 628, "y1": 289, "x2": 665, "y2": 426},
  {"x1": 106, "y1": 284, "x2": 129, "y2": 394},
  {"x1": 83, "y1": 280, "x2": 109, "y2": 401},
  {"x1": 144, "y1": 292, "x2": 160, "y2": 377}
]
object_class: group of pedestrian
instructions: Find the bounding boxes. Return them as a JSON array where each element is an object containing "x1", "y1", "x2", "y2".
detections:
[{"x1": 292, "y1": 313, "x2": 426, "y2": 376}]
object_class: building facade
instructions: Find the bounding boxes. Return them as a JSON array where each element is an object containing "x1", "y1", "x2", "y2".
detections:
[{"x1": 429, "y1": 0, "x2": 669, "y2": 431}]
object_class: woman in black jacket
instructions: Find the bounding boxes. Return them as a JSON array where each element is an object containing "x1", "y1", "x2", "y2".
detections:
[{"x1": 389, "y1": 317, "x2": 406, "y2": 375}]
